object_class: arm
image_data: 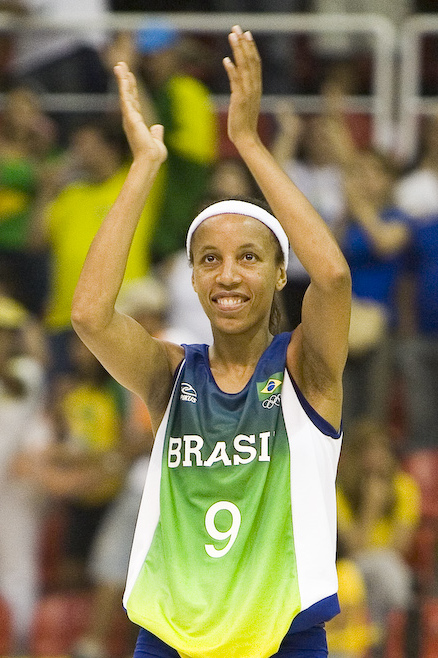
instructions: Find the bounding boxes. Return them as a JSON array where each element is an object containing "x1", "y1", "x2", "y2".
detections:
[
  {"x1": 344, "y1": 172, "x2": 410, "y2": 257},
  {"x1": 224, "y1": 26, "x2": 351, "y2": 430},
  {"x1": 71, "y1": 63, "x2": 184, "y2": 430}
]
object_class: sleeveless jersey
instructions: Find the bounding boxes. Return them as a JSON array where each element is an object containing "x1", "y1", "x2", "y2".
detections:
[{"x1": 123, "y1": 332, "x2": 341, "y2": 658}]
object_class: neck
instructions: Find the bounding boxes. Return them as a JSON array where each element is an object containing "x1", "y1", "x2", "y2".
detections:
[
  {"x1": 210, "y1": 324, "x2": 273, "y2": 369},
  {"x1": 208, "y1": 326, "x2": 275, "y2": 394}
]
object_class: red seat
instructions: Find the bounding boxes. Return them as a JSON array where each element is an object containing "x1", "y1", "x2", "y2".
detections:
[
  {"x1": 30, "y1": 591, "x2": 92, "y2": 656},
  {"x1": 385, "y1": 609, "x2": 407, "y2": 658},
  {"x1": 30, "y1": 591, "x2": 133, "y2": 658},
  {"x1": 403, "y1": 450, "x2": 438, "y2": 594},
  {"x1": 0, "y1": 596, "x2": 12, "y2": 655},
  {"x1": 420, "y1": 598, "x2": 438, "y2": 658},
  {"x1": 408, "y1": 521, "x2": 438, "y2": 593},
  {"x1": 38, "y1": 503, "x2": 68, "y2": 592},
  {"x1": 107, "y1": 605, "x2": 136, "y2": 658},
  {"x1": 403, "y1": 449, "x2": 438, "y2": 520}
]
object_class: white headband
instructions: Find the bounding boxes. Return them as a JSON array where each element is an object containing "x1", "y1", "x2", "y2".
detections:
[{"x1": 186, "y1": 200, "x2": 289, "y2": 269}]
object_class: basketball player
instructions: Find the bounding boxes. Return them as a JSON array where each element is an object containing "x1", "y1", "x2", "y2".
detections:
[{"x1": 72, "y1": 25, "x2": 351, "y2": 658}]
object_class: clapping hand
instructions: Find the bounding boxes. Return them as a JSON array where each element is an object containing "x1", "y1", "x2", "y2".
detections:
[
  {"x1": 114, "y1": 61, "x2": 167, "y2": 166},
  {"x1": 223, "y1": 25, "x2": 262, "y2": 147}
]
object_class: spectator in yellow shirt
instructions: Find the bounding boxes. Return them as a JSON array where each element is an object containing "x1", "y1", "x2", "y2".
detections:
[
  {"x1": 104, "y1": 21, "x2": 218, "y2": 265},
  {"x1": 32, "y1": 333, "x2": 126, "y2": 589},
  {"x1": 30, "y1": 118, "x2": 160, "y2": 375},
  {"x1": 336, "y1": 418, "x2": 421, "y2": 657},
  {"x1": 326, "y1": 538, "x2": 376, "y2": 658}
]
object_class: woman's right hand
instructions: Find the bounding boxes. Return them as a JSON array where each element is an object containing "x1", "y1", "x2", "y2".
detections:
[
  {"x1": 223, "y1": 25, "x2": 262, "y2": 148},
  {"x1": 114, "y1": 61, "x2": 167, "y2": 166}
]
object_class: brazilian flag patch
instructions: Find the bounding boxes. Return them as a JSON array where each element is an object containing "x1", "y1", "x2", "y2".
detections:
[{"x1": 257, "y1": 372, "x2": 284, "y2": 401}]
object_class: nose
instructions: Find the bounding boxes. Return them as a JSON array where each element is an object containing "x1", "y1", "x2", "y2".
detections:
[{"x1": 216, "y1": 256, "x2": 242, "y2": 286}]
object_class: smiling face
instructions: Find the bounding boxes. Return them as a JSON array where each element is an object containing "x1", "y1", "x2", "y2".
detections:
[{"x1": 190, "y1": 214, "x2": 286, "y2": 336}]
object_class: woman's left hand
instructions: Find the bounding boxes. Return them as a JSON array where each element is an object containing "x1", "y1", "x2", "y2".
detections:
[
  {"x1": 223, "y1": 25, "x2": 262, "y2": 146},
  {"x1": 114, "y1": 61, "x2": 167, "y2": 166}
]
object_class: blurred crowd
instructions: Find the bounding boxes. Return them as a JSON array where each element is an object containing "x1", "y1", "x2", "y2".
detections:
[{"x1": 1, "y1": 2, "x2": 438, "y2": 658}]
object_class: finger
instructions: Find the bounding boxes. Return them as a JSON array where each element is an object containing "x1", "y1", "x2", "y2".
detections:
[
  {"x1": 241, "y1": 31, "x2": 262, "y2": 75},
  {"x1": 114, "y1": 63, "x2": 142, "y2": 117},
  {"x1": 114, "y1": 62, "x2": 132, "y2": 99},
  {"x1": 150, "y1": 124, "x2": 164, "y2": 142},
  {"x1": 126, "y1": 71, "x2": 141, "y2": 112},
  {"x1": 229, "y1": 26, "x2": 260, "y2": 66},
  {"x1": 228, "y1": 27, "x2": 261, "y2": 88},
  {"x1": 223, "y1": 56, "x2": 237, "y2": 87},
  {"x1": 114, "y1": 60, "x2": 129, "y2": 84},
  {"x1": 228, "y1": 27, "x2": 246, "y2": 70}
]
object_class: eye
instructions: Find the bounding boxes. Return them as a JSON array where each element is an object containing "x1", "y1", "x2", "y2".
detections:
[
  {"x1": 242, "y1": 252, "x2": 257, "y2": 262},
  {"x1": 203, "y1": 253, "x2": 217, "y2": 264}
]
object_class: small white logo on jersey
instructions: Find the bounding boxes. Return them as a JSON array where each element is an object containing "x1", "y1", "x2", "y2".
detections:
[
  {"x1": 180, "y1": 383, "x2": 197, "y2": 403},
  {"x1": 262, "y1": 394, "x2": 281, "y2": 409}
]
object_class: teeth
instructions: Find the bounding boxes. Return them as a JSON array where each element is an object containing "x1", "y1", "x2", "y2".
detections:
[{"x1": 217, "y1": 297, "x2": 244, "y2": 308}]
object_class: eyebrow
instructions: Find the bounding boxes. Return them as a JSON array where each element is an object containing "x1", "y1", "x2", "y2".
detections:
[
  {"x1": 239, "y1": 243, "x2": 262, "y2": 251},
  {"x1": 197, "y1": 242, "x2": 262, "y2": 253}
]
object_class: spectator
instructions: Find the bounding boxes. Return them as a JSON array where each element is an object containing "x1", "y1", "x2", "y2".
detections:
[
  {"x1": 310, "y1": 0, "x2": 413, "y2": 90},
  {"x1": 109, "y1": 0, "x2": 211, "y2": 9},
  {"x1": 32, "y1": 333, "x2": 126, "y2": 590},
  {"x1": 336, "y1": 418, "x2": 420, "y2": 657},
  {"x1": 0, "y1": 85, "x2": 57, "y2": 316},
  {"x1": 205, "y1": 156, "x2": 260, "y2": 204},
  {"x1": 0, "y1": 295, "x2": 50, "y2": 653},
  {"x1": 272, "y1": 94, "x2": 350, "y2": 329},
  {"x1": 71, "y1": 276, "x2": 197, "y2": 658},
  {"x1": 209, "y1": 0, "x2": 306, "y2": 93},
  {"x1": 338, "y1": 148, "x2": 410, "y2": 429},
  {"x1": 29, "y1": 118, "x2": 159, "y2": 375},
  {"x1": 7, "y1": 0, "x2": 110, "y2": 143},
  {"x1": 325, "y1": 539, "x2": 376, "y2": 658},
  {"x1": 106, "y1": 20, "x2": 218, "y2": 265},
  {"x1": 394, "y1": 114, "x2": 438, "y2": 450},
  {"x1": 0, "y1": 1, "x2": 28, "y2": 86}
]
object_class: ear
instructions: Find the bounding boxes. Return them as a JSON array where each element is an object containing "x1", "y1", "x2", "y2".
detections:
[
  {"x1": 191, "y1": 270, "x2": 197, "y2": 293},
  {"x1": 275, "y1": 264, "x2": 287, "y2": 292}
]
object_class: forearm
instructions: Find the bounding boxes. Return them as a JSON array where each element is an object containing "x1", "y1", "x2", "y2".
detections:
[
  {"x1": 235, "y1": 135, "x2": 350, "y2": 285},
  {"x1": 358, "y1": 213, "x2": 408, "y2": 256},
  {"x1": 72, "y1": 157, "x2": 160, "y2": 332}
]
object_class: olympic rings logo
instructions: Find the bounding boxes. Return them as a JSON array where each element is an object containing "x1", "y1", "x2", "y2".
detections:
[{"x1": 262, "y1": 394, "x2": 281, "y2": 409}]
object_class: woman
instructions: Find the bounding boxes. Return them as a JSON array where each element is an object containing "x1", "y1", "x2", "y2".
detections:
[
  {"x1": 338, "y1": 148, "x2": 410, "y2": 429},
  {"x1": 336, "y1": 418, "x2": 420, "y2": 657},
  {"x1": 72, "y1": 25, "x2": 351, "y2": 658}
]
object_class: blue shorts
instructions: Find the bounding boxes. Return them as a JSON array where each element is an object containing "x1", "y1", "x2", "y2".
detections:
[{"x1": 133, "y1": 624, "x2": 328, "y2": 658}]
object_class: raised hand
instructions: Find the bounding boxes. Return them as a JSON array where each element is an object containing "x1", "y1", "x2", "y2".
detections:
[
  {"x1": 114, "y1": 61, "x2": 167, "y2": 165},
  {"x1": 223, "y1": 25, "x2": 262, "y2": 146}
]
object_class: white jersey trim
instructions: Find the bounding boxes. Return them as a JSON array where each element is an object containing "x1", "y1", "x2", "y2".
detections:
[
  {"x1": 282, "y1": 369, "x2": 341, "y2": 612},
  {"x1": 123, "y1": 360, "x2": 186, "y2": 607}
]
